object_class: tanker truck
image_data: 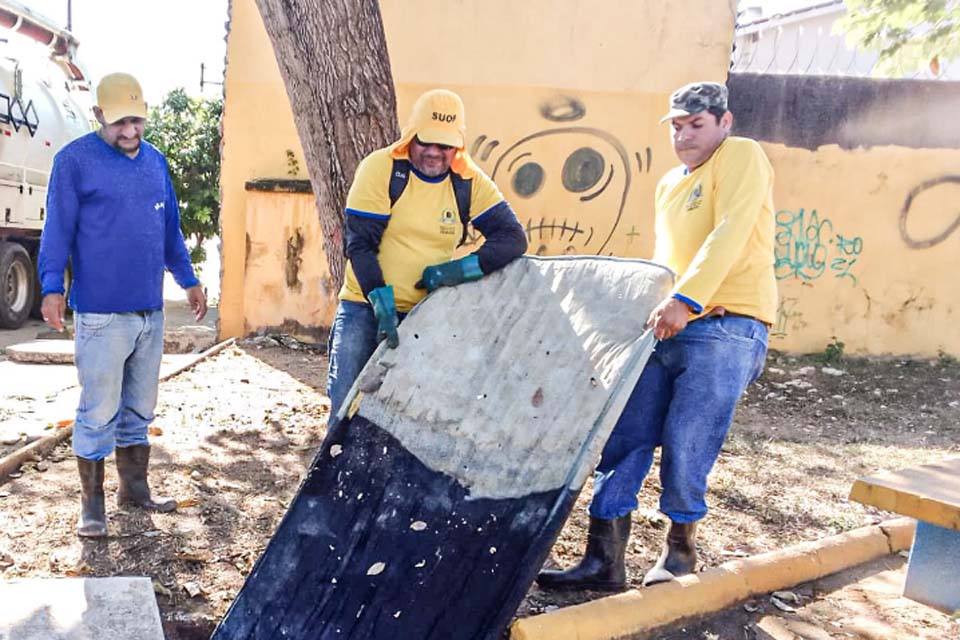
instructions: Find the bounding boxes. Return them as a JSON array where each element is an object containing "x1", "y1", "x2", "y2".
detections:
[{"x1": 0, "y1": 0, "x2": 91, "y2": 328}]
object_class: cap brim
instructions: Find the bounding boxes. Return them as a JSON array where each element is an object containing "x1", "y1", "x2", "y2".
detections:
[
  {"x1": 658, "y1": 107, "x2": 696, "y2": 124},
  {"x1": 416, "y1": 126, "x2": 463, "y2": 148},
  {"x1": 101, "y1": 103, "x2": 148, "y2": 124}
]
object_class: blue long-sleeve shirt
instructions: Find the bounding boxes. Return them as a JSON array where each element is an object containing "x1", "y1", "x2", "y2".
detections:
[{"x1": 38, "y1": 132, "x2": 199, "y2": 313}]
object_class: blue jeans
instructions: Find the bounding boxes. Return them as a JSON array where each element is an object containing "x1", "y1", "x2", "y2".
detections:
[
  {"x1": 590, "y1": 315, "x2": 768, "y2": 523},
  {"x1": 72, "y1": 310, "x2": 164, "y2": 460},
  {"x1": 326, "y1": 301, "x2": 406, "y2": 422}
]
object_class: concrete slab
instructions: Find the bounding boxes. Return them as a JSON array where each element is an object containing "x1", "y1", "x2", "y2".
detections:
[
  {"x1": 0, "y1": 576, "x2": 164, "y2": 640},
  {"x1": 0, "y1": 360, "x2": 78, "y2": 397},
  {"x1": 0, "y1": 269, "x2": 218, "y2": 363},
  {"x1": 0, "y1": 318, "x2": 46, "y2": 358},
  {"x1": 850, "y1": 456, "x2": 960, "y2": 531},
  {"x1": 903, "y1": 521, "x2": 960, "y2": 613},
  {"x1": 164, "y1": 325, "x2": 217, "y2": 354},
  {"x1": 5, "y1": 340, "x2": 75, "y2": 364},
  {"x1": 0, "y1": 354, "x2": 196, "y2": 459},
  {"x1": 6, "y1": 326, "x2": 217, "y2": 365}
]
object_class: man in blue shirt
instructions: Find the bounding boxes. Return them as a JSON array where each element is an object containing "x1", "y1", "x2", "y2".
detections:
[{"x1": 38, "y1": 72, "x2": 207, "y2": 538}]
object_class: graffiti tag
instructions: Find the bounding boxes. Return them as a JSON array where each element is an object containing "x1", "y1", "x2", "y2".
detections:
[
  {"x1": 771, "y1": 296, "x2": 801, "y2": 339},
  {"x1": 774, "y1": 208, "x2": 863, "y2": 285},
  {"x1": 899, "y1": 175, "x2": 960, "y2": 249}
]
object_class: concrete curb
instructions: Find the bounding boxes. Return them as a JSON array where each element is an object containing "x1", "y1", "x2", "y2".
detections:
[
  {"x1": 0, "y1": 338, "x2": 236, "y2": 484},
  {"x1": 511, "y1": 517, "x2": 916, "y2": 640}
]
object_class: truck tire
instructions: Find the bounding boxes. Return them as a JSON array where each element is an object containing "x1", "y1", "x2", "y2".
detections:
[{"x1": 0, "y1": 241, "x2": 36, "y2": 329}]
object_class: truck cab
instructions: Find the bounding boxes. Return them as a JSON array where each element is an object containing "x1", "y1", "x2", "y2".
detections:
[{"x1": 1, "y1": 0, "x2": 91, "y2": 328}]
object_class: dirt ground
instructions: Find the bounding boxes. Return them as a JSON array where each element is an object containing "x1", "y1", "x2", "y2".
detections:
[{"x1": 0, "y1": 338, "x2": 958, "y2": 639}]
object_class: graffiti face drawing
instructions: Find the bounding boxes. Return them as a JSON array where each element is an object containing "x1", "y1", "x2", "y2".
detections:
[
  {"x1": 490, "y1": 129, "x2": 631, "y2": 255},
  {"x1": 469, "y1": 96, "x2": 648, "y2": 256}
]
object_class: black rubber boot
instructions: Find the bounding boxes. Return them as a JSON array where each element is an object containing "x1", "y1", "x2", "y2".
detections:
[
  {"x1": 115, "y1": 445, "x2": 177, "y2": 513},
  {"x1": 536, "y1": 514, "x2": 631, "y2": 591},
  {"x1": 642, "y1": 520, "x2": 698, "y2": 586},
  {"x1": 77, "y1": 457, "x2": 107, "y2": 538}
]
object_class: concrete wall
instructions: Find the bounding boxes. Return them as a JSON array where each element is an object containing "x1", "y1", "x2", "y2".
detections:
[
  {"x1": 242, "y1": 183, "x2": 334, "y2": 342},
  {"x1": 221, "y1": 1, "x2": 960, "y2": 357},
  {"x1": 730, "y1": 74, "x2": 960, "y2": 357},
  {"x1": 220, "y1": 0, "x2": 308, "y2": 338},
  {"x1": 219, "y1": 0, "x2": 736, "y2": 340}
]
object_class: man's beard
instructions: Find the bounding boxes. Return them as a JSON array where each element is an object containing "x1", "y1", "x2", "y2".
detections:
[
  {"x1": 412, "y1": 158, "x2": 448, "y2": 177},
  {"x1": 116, "y1": 138, "x2": 141, "y2": 151}
]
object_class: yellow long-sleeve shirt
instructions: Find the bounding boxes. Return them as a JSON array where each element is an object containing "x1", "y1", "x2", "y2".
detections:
[{"x1": 653, "y1": 137, "x2": 778, "y2": 325}]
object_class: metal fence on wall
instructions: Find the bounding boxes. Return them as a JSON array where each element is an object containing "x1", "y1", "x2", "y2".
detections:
[{"x1": 732, "y1": 10, "x2": 955, "y2": 80}]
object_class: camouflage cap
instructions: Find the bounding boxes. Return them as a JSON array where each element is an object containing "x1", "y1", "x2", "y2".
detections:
[{"x1": 658, "y1": 81, "x2": 728, "y2": 124}]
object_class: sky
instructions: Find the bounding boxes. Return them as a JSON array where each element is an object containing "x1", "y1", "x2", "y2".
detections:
[{"x1": 10, "y1": 0, "x2": 229, "y2": 104}]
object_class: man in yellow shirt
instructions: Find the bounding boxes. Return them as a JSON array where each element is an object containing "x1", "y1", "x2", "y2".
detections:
[
  {"x1": 327, "y1": 89, "x2": 527, "y2": 423},
  {"x1": 539, "y1": 82, "x2": 776, "y2": 591}
]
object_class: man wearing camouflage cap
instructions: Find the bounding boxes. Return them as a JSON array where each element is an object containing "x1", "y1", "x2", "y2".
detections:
[{"x1": 539, "y1": 81, "x2": 777, "y2": 591}]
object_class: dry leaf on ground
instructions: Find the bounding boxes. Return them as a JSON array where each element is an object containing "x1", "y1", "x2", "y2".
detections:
[
  {"x1": 153, "y1": 581, "x2": 173, "y2": 598},
  {"x1": 182, "y1": 581, "x2": 204, "y2": 598}
]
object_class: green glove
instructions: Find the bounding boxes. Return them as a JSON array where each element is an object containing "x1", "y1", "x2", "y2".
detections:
[
  {"x1": 414, "y1": 254, "x2": 484, "y2": 293},
  {"x1": 368, "y1": 285, "x2": 399, "y2": 349}
]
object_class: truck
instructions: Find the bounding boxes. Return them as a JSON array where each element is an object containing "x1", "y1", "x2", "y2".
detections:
[{"x1": 1, "y1": 0, "x2": 91, "y2": 328}]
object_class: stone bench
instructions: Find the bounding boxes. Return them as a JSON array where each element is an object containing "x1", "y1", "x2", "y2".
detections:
[
  {"x1": 0, "y1": 576, "x2": 164, "y2": 639},
  {"x1": 849, "y1": 456, "x2": 960, "y2": 614}
]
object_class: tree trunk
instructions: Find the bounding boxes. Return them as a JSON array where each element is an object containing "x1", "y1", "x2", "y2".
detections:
[{"x1": 255, "y1": 0, "x2": 399, "y2": 291}]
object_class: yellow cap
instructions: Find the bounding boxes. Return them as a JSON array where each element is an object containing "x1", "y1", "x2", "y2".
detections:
[
  {"x1": 96, "y1": 73, "x2": 147, "y2": 124},
  {"x1": 405, "y1": 89, "x2": 466, "y2": 148},
  {"x1": 390, "y1": 89, "x2": 482, "y2": 178}
]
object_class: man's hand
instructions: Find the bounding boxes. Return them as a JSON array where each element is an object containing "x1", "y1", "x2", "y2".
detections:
[
  {"x1": 368, "y1": 285, "x2": 399, "y2": 349},
  {"x1": 41, "y1": 293, "x2": 66, "y2": 332},
  {"x1": 186, "y1": 285, "x2": 207, "y2": 322},
  {"x1": 647, "y1": 297, "x2": 692, "y2": 341},
  {"x1": 415, "y1": 255, "x2": 484, "y2": 293}
]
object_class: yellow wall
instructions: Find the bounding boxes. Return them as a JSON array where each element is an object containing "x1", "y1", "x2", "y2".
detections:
[
  {"x1": 220, "y1": 0, "x2": 308, "y2": 338},
  {"x1": 243, "y1": 190, "x2": 336, "y2": 338},
  {"x1": 224, "y1": 1, "x2": 960, "y2": 357},
  {"x1": 220, "y1": 0, "x2": 736, "y2": 340},
  {"x1": 764, "y1": 143, "x2": 960, "y2": 357}
]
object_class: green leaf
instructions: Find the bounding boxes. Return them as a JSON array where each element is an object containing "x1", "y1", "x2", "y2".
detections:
[
  {"x1": 837, "y1": 0, "x2": 960, "y2": 77},
  {"x1": 145, "y1": 88, "x2": 222, "y2": 263}
]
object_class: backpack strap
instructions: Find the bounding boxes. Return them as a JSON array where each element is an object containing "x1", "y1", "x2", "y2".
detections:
[
  {"x1": 389, "y1": 158, "x2": 472, "y2": 247},
  {"x1": 449, "y1": 171, "x2": 473, "y2": 248},
  {"x1": 389, "y1": 158, "x2": 411, "y2": 207}
]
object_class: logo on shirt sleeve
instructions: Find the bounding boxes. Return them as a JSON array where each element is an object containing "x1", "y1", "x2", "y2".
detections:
[
  {"x1": 685, "y1": 183, "x2": 703, "y2": 211},
  {"x1": 154, "y1": 202, "x2": 165, "y2": 212}
]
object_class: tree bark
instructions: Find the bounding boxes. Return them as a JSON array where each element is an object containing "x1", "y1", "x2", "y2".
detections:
[{"x1": 255, "y1": 0, "x2": 399, "y2": 291}]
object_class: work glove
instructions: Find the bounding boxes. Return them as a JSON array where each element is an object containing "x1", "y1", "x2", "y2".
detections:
[
  {"x1": 368, "y1": 285, "x2": 399, "y2": 349},
  {"x1": 414, "y1": 254, "x2": 484, "y2": 293}
]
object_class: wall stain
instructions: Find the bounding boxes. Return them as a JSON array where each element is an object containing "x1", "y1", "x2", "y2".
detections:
[
  {"x1": 285, "y1": 229, "x2": 304, "y2": 291},
  {"x1": 729, "y1": 74, "x2": 960, "y2": 151}
]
